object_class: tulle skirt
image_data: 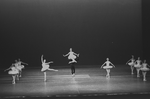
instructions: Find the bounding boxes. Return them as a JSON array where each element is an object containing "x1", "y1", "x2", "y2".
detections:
[
  {"x1": 16, "y1": 65, "x2": 24, "y2": 71},
  {"x1": 134, "y1": 64, "x2": 141, "y2": 69},
  {"x1": 68, "y1": 55, "x2": 76, "y2": 60},
  {"x1": 41, "y1": 65, "x2": 49, "y2": 72},
  {"x1": 128, "y1": 62, "x2": 134, "y2": 66},
  {"x1": 140, "y1": 68, "x2": 150, "y2": 72},
  {"x1": 8, "y1": 70, "x2": 19, "y2": 75},
  {"x1": 103, "y1": 66, "x2": 113, "y2": 69}
]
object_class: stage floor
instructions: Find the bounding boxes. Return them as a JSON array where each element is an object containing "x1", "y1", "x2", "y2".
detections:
[{"x1": 0, "y1": 65, "x2": 150, "y2": 98}]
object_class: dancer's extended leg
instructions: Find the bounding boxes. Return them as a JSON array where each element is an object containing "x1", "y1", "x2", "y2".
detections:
[{"x1": 48, "y1": 68, "x2": 58, "y2": 71}]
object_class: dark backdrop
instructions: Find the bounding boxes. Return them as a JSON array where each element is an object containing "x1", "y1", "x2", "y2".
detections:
[{"x1": 0, "y1": 0, "x2": 142, "y2": 68}]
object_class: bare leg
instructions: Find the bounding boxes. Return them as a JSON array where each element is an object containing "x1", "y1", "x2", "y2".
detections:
[
  {"x1": 106, "y1": 69, "x2": 110, "y2": 78},
  {"x1": 142, "y1": 71, "x2": 147, "y2": 81},
  {"x1": 44, "y1": 72, "x2": 46, "y2": 82},
  {"x1": 130, "y1": 66, "x2": 134, "y2": 74},
  {"x1": 16, "y1": 73, "x2": 19, "y2": 80},
  {"x1": 19, "y1": 70, "x2": 22, "y2": 77},
  {"x1": 136, "y1": 68, "x2": 140, "y2": 77},
  {"x1": 48, "y1": 68, "x2": 58, "y2": 71},
  {"x1": 12, "y1": 75, "x2": 16, "y2": 84}
]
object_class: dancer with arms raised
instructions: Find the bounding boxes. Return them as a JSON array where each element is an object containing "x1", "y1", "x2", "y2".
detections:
[
  {"x1": 63, "y1": 48, "x2": 79, "y2": 77},
  {"x1": 41, "y1": 55, "x2": 58, "y2": 82}
]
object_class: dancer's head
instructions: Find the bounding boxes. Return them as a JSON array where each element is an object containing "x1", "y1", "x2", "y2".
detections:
[
  {"x1": 43, "y1": 59, "x2": 46, "y2": 63},
  {"x1": 138, "y1": 57, "x2": 140, "y2": 60},
  {"x1": 70, "y1": 48, "x2": 72, "y2": 52},
  {"x1": 106, "y1": 58, "x2": 109, "y2": 61},
  {"x1": 144, "y1": 60, "x2": 146, "y2": 63},
  {"x1": 132, "y1": 55, "x2": 134, "y2": 58},
  {"x1": 15, "y1": 60, "x2": 17, "y2": 62}
]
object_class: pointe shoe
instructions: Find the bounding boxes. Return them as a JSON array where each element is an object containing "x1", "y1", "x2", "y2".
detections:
[{"x1": 12, "y1": 82, "x2": 15, "y2": 84}]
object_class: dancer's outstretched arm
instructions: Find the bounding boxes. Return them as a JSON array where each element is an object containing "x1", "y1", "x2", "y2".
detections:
[
  {"x1": 101, "y1": 62, "x2": 106, "y2": 68},
  {"x1": 47, "y1": 61, "x2": 53, "y2": 64},
  {"x1": 63, "y1": 52, "x2": 69, "y2": 57},
  {"x1": 4, "y1": 65, "x2": 13, "y2": 72},
  {"x1": 20, "y1": 61, "x2": 28, "y2": 65},
  {"x1": 147, "y1": 64, "x2": 150, "y2": 67},
  {"x1": 110, "y1": 62, "x2": 115, "y2": 67},
  {"x1": 41, "y1": 55, "x2": 44, "y2": 63},
  {"x1": 73, "y1": 52, "x2": 79, "y2": 56},
  {"x1": 126, "y1": 59, "x2": 131, "y2": 64}
]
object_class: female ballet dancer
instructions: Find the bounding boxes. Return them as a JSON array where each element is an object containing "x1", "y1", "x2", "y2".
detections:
[
  {"x1": 63, "y1": 48, "x2": 79, "y2": 76},
  {"x1": 134, "y1": 57, "x2": 142, "y2": 77},
  {"x1": 126, "y1": 55, "x2": 135, "y2": 74},
  {"x1": 41, "y1": 55, "x2": 58, "y2": 82},
  {"x1": 4, "y1": 64, "x2": 19, "y2": 84},
  {"x1": 140, "y1": 60, "x2": 150, "y2": 81},
  {"x1": 101, "y1": 58, "x2": 115, "y2": 78},
  {"x1": 15, "y1": 59, "x2": 28, "y2": 77},
  {"x1": 63, "y1": 48, "x2": 79, "y2": 61}
]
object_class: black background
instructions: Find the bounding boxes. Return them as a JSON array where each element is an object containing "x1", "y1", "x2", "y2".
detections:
[{"x1": 0, "y1": 0, "x2": 144, "y2": 68}]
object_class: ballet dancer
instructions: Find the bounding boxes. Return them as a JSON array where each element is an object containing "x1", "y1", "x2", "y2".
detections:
[
  {"x1": 41, "y1": 55, "x2": 58, "y2": 82},
  {"x1": 63, "y1": 48, "x2": 79, "y2": 76},
  {"x1": 140, "y1": 60, "x2": 150, "y2": 81},
  {"x1": 69, "y1": 58, "x2": 77, "y2": 77},
  {"x1": 126, "y1": 55, "x2": 135, "y2": 74},
  {"x1": 101, "y1": 58, "x2": 115, "y2": 78},
  {"x1": 4, "y1": 64, "x2": 19, "y2": 84},
  {"x1": 15, "y1": 59, "x2": 28, "y2": 77},
  {"x1": 134, "y1": 57, "x2": 142, "y2": 77},
  {"x1": 63, "y1": 48, "x2": 79, "y2": 61}
]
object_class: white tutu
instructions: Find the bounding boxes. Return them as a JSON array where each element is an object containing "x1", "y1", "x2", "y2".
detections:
[
  {"x1": 41, "y1": 64, "x2": 49, "y2": 72},
  {"x1": 16, "y1": 65, "x2": 24, "y2": 71},
  {"x1": 68, "y1": 55, "x2": 76, "y2": 60},
  {"x1": 128, "y1": 62, "x2": 134, "y2": 66},
  {"x1": 8, "y1": 70, "x2": 19, "y2": 75},
  {"x1": 103, "y1": 66, "x2": 113, "y2": 69},
  {"x1": 140, "y1": 68, "x2": 150, "y2": 72},
  {"x1": 134, "y1": 64, "x2": 141, "y2": 68}
]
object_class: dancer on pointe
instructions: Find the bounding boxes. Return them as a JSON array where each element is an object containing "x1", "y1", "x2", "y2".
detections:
[
  {"x1": 134, "y1": 57, "x2": 142, "y2": 77},
  {"x1": 41, "y1": 55, "x2": 58, "y2": 82},
  {"x1": 126, "y1": 55, "x2": 135, "y2": 74},
  {"x1": 140, "y1": 60, "x2": 150, "y2": 81},
  {"x1": 101, "y1": 58, "x2": 115, "y2": 78},
  {"x1": 63, "y1": 48, "x2": 79, "y2": 76},
  {"x1": 4, "y1": 64, "x2": 19, "y2": 84}
]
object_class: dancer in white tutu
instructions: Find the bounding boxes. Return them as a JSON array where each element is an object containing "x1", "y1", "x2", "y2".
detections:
[
  {"x1": 15, "y1": 59, "x2": 28, "y2": 77},
  {"x1": 101, "y1": 58, "x2": 115, "y2": 78},
  {"x1": 126, "y1": 55, "x2": 135, "y2": 74},
  {"x1": 4, "y1": 64, "x2": 19, "y2": 84},
  {"x1": 41, "y1": 55, "x2": 58, "y2": 81},
  {"x1": 63, "y1": 48, "x2": 79, "y2": 76},
  {"x1": 140, "y1": 60, "x2": 150, "y2": 81},
  {"x1": 134, "y1": 57, "x2": 142, "y2": 77},
  {"x1": 63, "y1": 48, "x2": 79, "y2": 61}
]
